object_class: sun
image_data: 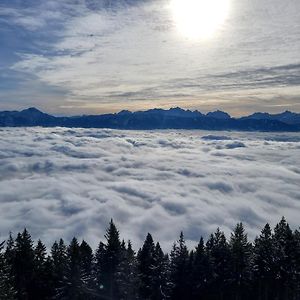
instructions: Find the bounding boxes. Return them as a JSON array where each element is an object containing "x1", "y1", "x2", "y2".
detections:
[{"x1": 170, "y1": 0, "x2": 231, "y2": 40}]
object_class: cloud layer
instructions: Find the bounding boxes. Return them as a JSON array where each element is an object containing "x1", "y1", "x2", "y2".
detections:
[
  {"x1": 0, "y1": 0, "x2": 299, "y2": 115},
  {"x1": 0, "y1": 128, "x2": 299, "y2": 250}
]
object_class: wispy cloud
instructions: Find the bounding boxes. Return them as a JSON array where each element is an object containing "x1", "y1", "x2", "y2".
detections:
[{"x1": 0, "y1": 0, "x2": 299, "y2": 114}]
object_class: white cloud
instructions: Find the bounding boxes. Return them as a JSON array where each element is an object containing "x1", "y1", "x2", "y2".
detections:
[
  {"x1": 0, "y1": 128, "x2": 299, "y2": 250},
  {"x1": 4, "y1": 0, "x2": 299, "y2": 115}
]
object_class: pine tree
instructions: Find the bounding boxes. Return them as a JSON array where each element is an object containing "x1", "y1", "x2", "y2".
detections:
[
  {"x1": 229, "y1": 223, "x2": 252, "y2": 300},
  {"x1": 137, "y1": 233, "x2": 156, "y2": 299},
  {"x1": 58, "y1": 237, "x2": 86, "y2": 299},
  {"x1": 51, "y1": 239, "x2": 68, "y2": 298},
  {"x1": 100, "y1": 219, "x2": 122, "y2": 300},
  {"x1": 13, "y1": 229, "x2": 35, "y2": 300},
  {"x1": 117, "y1": 240, "x2": 139, "y2": 300},
  {"x1": 79, "y1": 240, "x2": 95, "y2": 298},
  {"x1": 273, "y1": 217, "x2": 297, "y2": 300},
  {"x1": 151, "y1": 242, "x2": 170, "y2": 300},
  {"x1": 169, "y1": 232, "x2": 190, "y2": 300},
  {"x1": 3, "y1": 233, "x2": 17, "y2": 299},
  {"x1": 0, "y1": 240, "x2": 16, "y2": 299},
  {"x1": 95, "y1": 240, "x2": 108, "y2": 300},
  {"x1": 206, "y1": 228, "x2": 230, "y2": 300},
  {"x1": 44, "y1": 256, "x2": 55, "y2": 299},
  {"x1": 32, "y1": 239, "x2": 53, "y2": 299},
  {"x1": 294, "y1": 229, "x2": 300, "y2": 299},
  {"x1": 190, "y1": 237, "x2": 211, "y2": 300},
  {"x1": 253, "y1": 224, "x2": 275, "y2": 300}
]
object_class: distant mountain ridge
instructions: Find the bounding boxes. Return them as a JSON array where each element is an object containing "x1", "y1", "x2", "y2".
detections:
[
  {"x1": 240, "y1": 110, "x2": 300, "y2": 125},
  {"x1": 0, "y1": 107, "x2": 299, "y2": 131}
]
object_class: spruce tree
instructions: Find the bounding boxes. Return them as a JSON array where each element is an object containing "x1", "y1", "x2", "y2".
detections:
[
  {"x1": 79, "y1": 240, "x2": 95, "y2": 298},
  {"x1": 169, "y1": 232, "x2": 190, "y2": 300},
  {"x1": 190, "y1": 237, "x2": 211, "y2": 300},
  {"x1": 3, "y1": 233, "x2": 17, "y2": 299},
  {"x1": 229, "y1": 223, "x2": 252, "y2": 300},
  {"x1": 206, "y1": 228, "x2": 230, "y2": 300},
  {"x1": 151, "y1": 242, "x2": 170, "y2": 300},
  {"x1": 101, "y1": 219, "x2": 122, "y2": 300},
  {"x1": 273, "y1": 217, "x2": 297, "y2": 300},
  {"x1": 58, "y1": 237, "x2": 86, "y2": 299},
  {"x1": 293, "y1": 229, "x2": 300, "y2": 299},
  {"x1": 117, "y1": 240, "x2": 139, "y2": 300},
  {"x1": 95, "y1": 241, "x2": 106, "y2": 297},
  {"x1": 51, "y1": 239, "x2": 68, "y2": 298},
  {"x1": 0, "y1": 240, "x2": 16, "y2": 299},
  {"x1": 137, "y1": 233, "x2": 156, "y2": 299},
  {"x1": 253, "y1": 224, "x2": 275, "y2": 300},
  {"x1": 32, "y1": 239, "x2": 53, "y2": 299},
  {"x1": 13, "y1": 229, "x2": 35, "y2": 300}
]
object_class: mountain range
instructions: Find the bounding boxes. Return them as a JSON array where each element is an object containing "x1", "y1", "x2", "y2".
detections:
[{"x1": 0, "y1": 107, "x2": 300, "y2": 131}]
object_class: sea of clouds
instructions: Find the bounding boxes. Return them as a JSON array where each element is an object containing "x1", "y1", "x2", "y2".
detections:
[{"x1": 0, "y1": 128, "x2": 299, "y2": 250}]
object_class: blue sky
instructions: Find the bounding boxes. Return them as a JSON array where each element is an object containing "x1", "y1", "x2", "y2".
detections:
[{"x1": 0, "y1": 0, "x2": 299, "y2": 115}]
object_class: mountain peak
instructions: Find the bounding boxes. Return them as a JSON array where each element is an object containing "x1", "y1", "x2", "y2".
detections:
[
  {"x1": 118, "y1": 110, "x2": 132, "y2": 115},
  {"x1": 169, "y1": 107, "x2": 185, "y2": 112},
  {"x1": 21, "y1": 107, "x2": 43, "y2": 114},
  {"x1": 206, "y1": 110, "x2": 231, "y2": 119},
  {"x1": 280, "y1": 110, "x2": 293, "y2": 115}
]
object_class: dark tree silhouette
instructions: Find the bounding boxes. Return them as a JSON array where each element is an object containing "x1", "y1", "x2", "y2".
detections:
[
  {"x1": 169, "y1": 232, "x2": 190, "y2": 300},
  {"x1": 253, "y1": 224, "x2": 275, "y2": 300},
  {"x1": 0, "y1": 218, "x2": 299, "y2": 300},
  {"x1": 13, "y1": 229, "x2": 35, "y2": 300},
  {"x1": 229, "y1": 223, "x2": 252, "y2": 300},
  {"x1": 0, "y1": 240, "x2": 16, "y2": 299},
  {"x1": 137, "y1": 233, "x2": 156, "y2": 300}
]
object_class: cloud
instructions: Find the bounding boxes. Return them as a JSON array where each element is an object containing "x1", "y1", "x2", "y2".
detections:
[
  {"x1": 1, "y1": 0, "x2": 299, "y2": 115},
  {"x1": 0, "y1": 128, "x2": 299, "y2": 250}
]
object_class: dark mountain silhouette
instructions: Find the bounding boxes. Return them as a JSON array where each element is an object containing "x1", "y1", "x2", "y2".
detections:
[
  {"x1": 0, "y1": 107, "x2": 299, "y2": 131},
  {"x1": 206, "y1": 110, "x2": 231, "y2": 119},
  {"x1": 241, "y1": 110, "x2": 300, "y2": 125},
  {"x1": 0, "y1": 107, "x2": 56, "y2": 127}
]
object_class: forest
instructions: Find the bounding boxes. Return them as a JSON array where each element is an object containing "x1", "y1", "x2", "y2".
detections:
[{"x1": 0, "y1": 217, "x2": 299, "y2": 300}]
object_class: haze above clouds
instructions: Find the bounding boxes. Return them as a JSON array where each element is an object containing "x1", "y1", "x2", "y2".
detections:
[{"x1": 0, "y1": 128, "x2": 299, "y2": 249}]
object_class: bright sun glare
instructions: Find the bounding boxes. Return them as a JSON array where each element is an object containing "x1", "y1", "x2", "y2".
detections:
[{"x1": 171, "y1": 0, "x2": 231, "y2": 40}]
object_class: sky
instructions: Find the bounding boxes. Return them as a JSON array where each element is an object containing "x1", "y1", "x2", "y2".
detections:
[
  {"x1": 0, "y1": 128, "x2": 299, "y2": 249},
  {"x1": 0, "y1": 0, "x2": 299, "y2": 116}
]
